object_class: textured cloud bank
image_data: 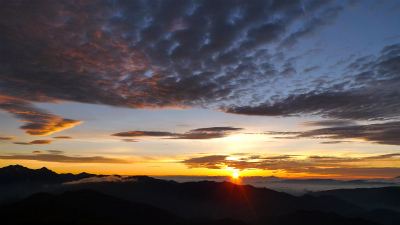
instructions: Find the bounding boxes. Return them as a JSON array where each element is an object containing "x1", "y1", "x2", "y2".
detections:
[
  {"x1": 225, "y1": 43, "x2": 400, "y2": 120},
  {"x1": 1, "y1": 0, "x2": 399, "y2": 137},
  {"x1": 182, "y1": 153, "x2": 400, "y2": 177},
  {"x1": 112, "y1": 126, "x2": 243, "y2": 140},
  {"x1": 265, "y1": 121, "x2": 400, "y2": 146}
]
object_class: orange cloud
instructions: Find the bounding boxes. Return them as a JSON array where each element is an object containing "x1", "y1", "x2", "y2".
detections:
[
  {"x1": 0, "y1": 96, "x2": 82, "y2": 136},
  {"x1": 21, "y1": 118, "x2": 83, "y2": 136},
  {"x1": 0, "y1": 136, "x2": 16, "y2": 140}
]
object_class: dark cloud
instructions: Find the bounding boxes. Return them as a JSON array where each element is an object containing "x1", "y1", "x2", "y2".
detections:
[
  {"x1": 263, "y1": 131, "x2": 302, "y2": 136},
  {"x1": 191, "y1": 127, "x2": 243, "y2": 132},
  {"x1": 111, "y1": 131, "x2": 176, "y2": 137},
  {"x1": 365, "y1": 153, "x2": 400, "y2": 160},
  {"x1": 303, "y1": 65, "x2": 321, "y2": 73},
  {"x1": 266, "y1": 121, "x2": 400, "y2": 146},
  {"x1": 0, "y1": 0, "x2": 355, "y2": 133},
  {"x1": 112, "y1": 126, "x2": 243, "y2": 140},
  {"x1": 13, "y1": 140, "x2": 52, "y2": 145},
  {"x1": 320, "y1": 141, "x2": 352, "y2": 144},
  {"x1": 224, "y1": 43, "x2": 400, "y2": 120},
  {"x1": 172, "y1": 132, "x2": 227, "y2": 140},
  {"x1": 0, "y1": 136, "x2": 16, "y2": 140},
  {"x1": 0, "y1": 153, "x2": 130, "y2": 164},
  {"x1": 181, "y1": 153, "x2": 400, "y2": 177},
  {"x1": 279, "y1": 6, "x2": 344, "y2": 49},
  {"x1": 53, "y1": 136, "x2": 73, "y2": 139},
  {"x1": 32, "y1": 151, "x2": 42, "y2": 154},
  {"x1": 298, "y1": 120, "x2": 356, "y2": 127}
]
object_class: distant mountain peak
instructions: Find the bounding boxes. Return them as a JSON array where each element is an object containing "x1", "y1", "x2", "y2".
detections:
[
  {"x1": 38, "y1": 166, "x2": 51, "y2": 170},
  {"x1": 0, "y1": 164, "x2": 96, "y2": 187}
]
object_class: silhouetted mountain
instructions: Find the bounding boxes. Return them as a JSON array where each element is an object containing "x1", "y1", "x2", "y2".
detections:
[
  {"x1": 1, "y1": 165, "x2": 396, "y2": 224},
  {"x1": 0, "y1": 190, "x2": 383, "y2": 225},
  {"x1": 279, "y1": 178, "x2": 397, "y2": 186},
  {"x1": 0, "y1": 189, "x2": 183, "y2": 225},
  {"x1": 353, "y1": 208, "x2": 400, "y2": 225},
  {"x1": 0, "y1": 165, "x2": 59, "y2": 184},
  {"x1": 0, "y1": 165, "x2": 98, "y2": 204},
  {"x1": 310, "y1": 187, "x2": 400, "y2": 211},
  {"x1": 56, "y1": 179, "x2": 365, "y2": 221},
  {"x1": 252, "y1": 210, "x2": 380, "y2": 225},
  {"x1": 0, "y1": 165, "x2": 97, "y2": 185}
]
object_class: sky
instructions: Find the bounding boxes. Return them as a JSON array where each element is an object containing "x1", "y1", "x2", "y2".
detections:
[{"x1": 1, "y1": 0, "x2": 400, "y2": 178}]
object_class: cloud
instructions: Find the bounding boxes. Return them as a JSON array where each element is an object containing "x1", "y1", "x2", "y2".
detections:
[
  {"x1": 181, "y1": 153, "x2": 400, "y2": 177},
  {"x1": 191, "y1": 127, "x2": 243, "y2": 132},
  {"x1": 111, "y1": 131, "x2": 176, "y2": 137},
  {"x1": 0, "y1": 136, "x2": 16, "y2": 140},
  {"x1": 303, "y1": 66, "x2": 321, "y2": 73},
  {"x1": 121, "y1": 139, "x2": 138, "y2": 142},
  {"x1": 0, "y1": 96, "x2": 82, "y2": 136},
  {"x1": 112, "y1": 126, "x2": 243, "y2": 140},
  {"x1": 183, "y1": 155, "x2": 228, "y2": 169},
  {"x1": 279, "y1": 6, "x2": 344, "y2": 49},
  {"x1": 53, "y1": 136, "x2": 73, "y2": 139},
  {"x1": 224, "y1": 43, "x2": 400, "y2": 120},
  {"x1": 32, "y1": 151, "x2": 42, "y2": 154},
  {"x1": 172, "y1": 132, "x2": 227, "y2": 140},
  {"x1": 298, "y1": 120, "x2": 356, "y2": 127},
  {"x1": 0, "y1": 0, "x2": 358, "y2": 127},
  {"x1": 13, "y1": 140, "x2": 53, "y2": 145},
  {"x1": 320, "y1": 141, "x2": 352, "y2": 144},
  {"x1": 47, "y1": 150, "x2": 64, "y2": 154},
  {"x1": 0, "y1": 153, "x2": 130, "y2": 164},
  {"x1": 269, "y1": 121, "x2": 400, "y2": 146}
]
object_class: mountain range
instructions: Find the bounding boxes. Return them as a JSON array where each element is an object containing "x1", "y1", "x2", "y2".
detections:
[{"x1": 1, "y1": 165, "x2": 399, "y2": 225}]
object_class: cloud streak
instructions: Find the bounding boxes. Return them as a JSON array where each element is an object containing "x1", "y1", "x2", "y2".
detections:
[
  {"x1": 53, "y1": 136, "x2": 73, "y2": 139},
  {"x1": 0, "y1": 153, "x2": 130, "y2": 164},
  {"x1": 112, "y1": 126, "x2": 243, "y2": 140},
  {"x1": 0, "y1": 136, "x2": 16, "y2": 141},
  {"x1": 266, "y1": 121, "x2": 400, "y2": 146},
  {"x1": 182, "y1": 153, "x2": 400, "y2": 177},
  {"x1": 13, "y1": 140, "x2": 52, "y2": 145}
]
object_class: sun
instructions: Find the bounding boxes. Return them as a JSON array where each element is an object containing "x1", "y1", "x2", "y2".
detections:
[{"x1": 232, "y1": 172, "x2": 239, "y2": 179}]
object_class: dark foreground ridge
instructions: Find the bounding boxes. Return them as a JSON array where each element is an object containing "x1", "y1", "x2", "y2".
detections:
[
  {"x1": 0, "y1": 189, "x2": 182, "y2": 225},
  {"x1": 0, "y1": 190, "x2": 381, "y2": 225},
  {"x1": 1, "y1": 165, "x2": 399, "y2": 225}
]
